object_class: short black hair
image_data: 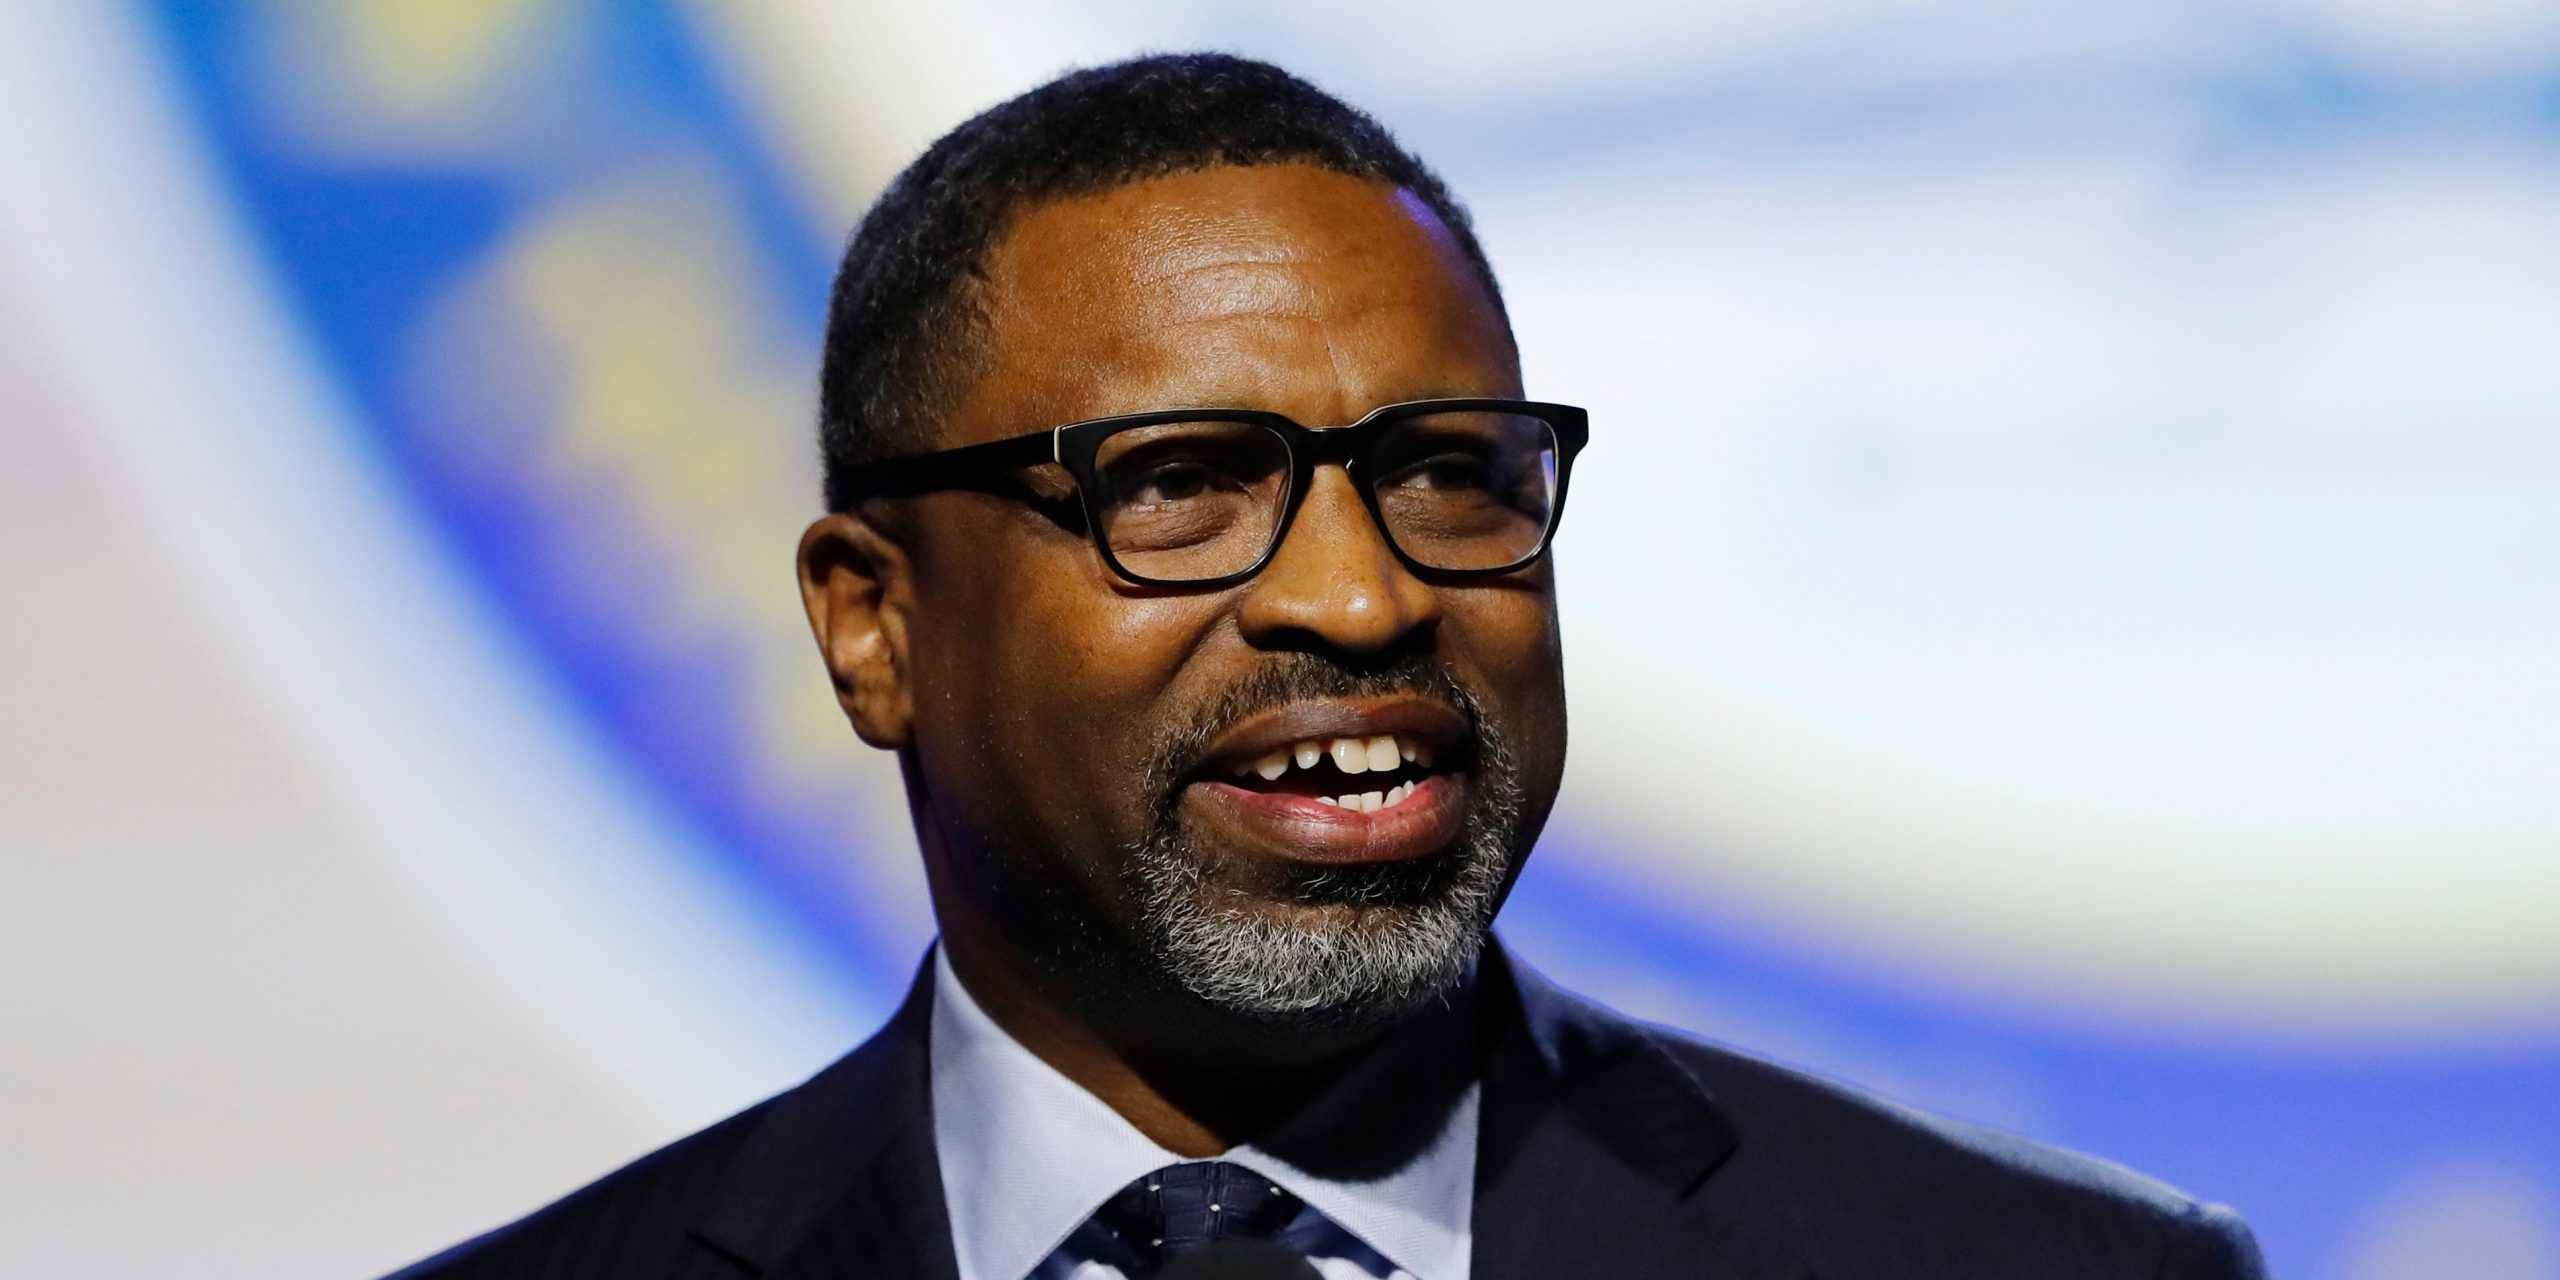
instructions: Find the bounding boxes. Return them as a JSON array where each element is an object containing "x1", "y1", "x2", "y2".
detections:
[{"x1": 817, "y1": 52, "x2": 1509, "y2": 512}]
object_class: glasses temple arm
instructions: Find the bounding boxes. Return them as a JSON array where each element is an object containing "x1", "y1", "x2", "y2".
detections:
[{"x1": 838, "y1": 430, "x2": 1060, "y2": 502}]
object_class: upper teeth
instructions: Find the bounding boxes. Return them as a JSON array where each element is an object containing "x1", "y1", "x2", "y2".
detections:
[{"x1": 1233, "y1": 733, "x2": 1433, "y2": 780}]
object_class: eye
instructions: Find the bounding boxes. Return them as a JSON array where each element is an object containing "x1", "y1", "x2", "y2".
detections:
[
  {"x1": 1385, "y1": 451, "x2": 1497, "y2": 493},
  {"x1": 1123, "y1": 460, "x2": 1230, "y2": 505}
]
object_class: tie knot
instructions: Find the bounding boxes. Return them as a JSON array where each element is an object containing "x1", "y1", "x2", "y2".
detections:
[{"x1": 1096, "y1": 1161, "x2": 1303, "y2": 1268}]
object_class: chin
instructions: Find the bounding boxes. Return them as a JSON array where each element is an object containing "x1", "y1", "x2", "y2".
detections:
[
  {"x1": 1134, "y1": 849, "x2": 1504, "y2": 1034},
  {"x1": 1120, "y1": 711, "x2": 1531, "y2": 1037}
]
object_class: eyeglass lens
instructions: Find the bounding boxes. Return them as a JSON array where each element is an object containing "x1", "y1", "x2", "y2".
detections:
[{"x1": 1088, "y1": 411, "x2": 1562, "y2": 583}]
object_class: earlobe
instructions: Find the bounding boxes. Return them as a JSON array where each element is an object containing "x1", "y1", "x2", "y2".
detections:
[{"x1": 797, "y1": 511, "x2": 916, "y2": 749}]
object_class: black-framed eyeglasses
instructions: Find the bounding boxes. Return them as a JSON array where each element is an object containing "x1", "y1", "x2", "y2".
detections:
[{"x1": 843, "y1": 398, "x2": 1589, "y2": 588}]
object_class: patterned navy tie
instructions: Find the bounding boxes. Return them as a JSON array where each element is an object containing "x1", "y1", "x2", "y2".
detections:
[{"x1": 1095, "y1": 1160, "x2": 1306, "y2": 1272}]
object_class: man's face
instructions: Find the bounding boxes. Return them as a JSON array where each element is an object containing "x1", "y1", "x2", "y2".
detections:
[{"x1": 874, "y1": 164, "x2": 1565, "y2": 1035}]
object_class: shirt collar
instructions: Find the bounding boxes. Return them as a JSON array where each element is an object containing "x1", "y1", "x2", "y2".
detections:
[{"x1": 928, "y1": 948, "x2": 1478, "y2": 1280}]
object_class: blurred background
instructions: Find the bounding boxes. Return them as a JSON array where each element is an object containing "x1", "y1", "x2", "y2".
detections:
[{"x1": 3, "y1": 2, "x2": 2556, "y2": 1276}]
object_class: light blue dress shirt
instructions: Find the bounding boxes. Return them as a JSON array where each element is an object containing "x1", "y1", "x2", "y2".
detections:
[{"x1": 927, "y1": 950, "x2": 1478, "y2": 1280}]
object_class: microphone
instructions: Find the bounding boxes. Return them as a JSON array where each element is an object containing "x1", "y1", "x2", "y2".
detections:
[{"x1": 1154, "y1": 1239, "x2": 1324, "y2": 1280}]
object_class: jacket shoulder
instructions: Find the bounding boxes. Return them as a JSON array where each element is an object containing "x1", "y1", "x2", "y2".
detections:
[
  {"x1": 1633, "y1": 1008, "x2": 2267, "y2": 1278},
  {"x1": 383, "y1": 960, "x2": 945, "y2": 1280},
  {"x1": 381, "y1": 1097, "x2": 775, "y2": 1280}
]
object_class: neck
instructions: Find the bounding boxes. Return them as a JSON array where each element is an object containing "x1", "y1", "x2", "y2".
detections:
[
  {"x1": 916, "y1": 805, "x2": 1487, "y2": 1157},
  {"x1": 940, "y1": 929, "x2": 1380, "y2": 1155}
]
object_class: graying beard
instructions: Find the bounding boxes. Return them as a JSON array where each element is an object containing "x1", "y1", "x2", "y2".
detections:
[{"x1": 1127, "y1": 720, "x2": 1524, "y2": 1028}]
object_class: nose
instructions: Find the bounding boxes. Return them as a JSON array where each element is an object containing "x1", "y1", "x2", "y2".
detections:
[{"x1": 1235, "y1": 466, "x2": 1441, "y2": 656}]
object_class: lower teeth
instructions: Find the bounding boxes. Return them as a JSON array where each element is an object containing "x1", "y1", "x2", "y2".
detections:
[{"x1": 1321, "y1": 781, "x2": 1416, "y2": 812}]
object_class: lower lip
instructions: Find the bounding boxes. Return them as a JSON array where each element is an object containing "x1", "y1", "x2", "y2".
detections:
[{"x1": 1184, "y1": 773, "x2": 1469, "y2": 866}]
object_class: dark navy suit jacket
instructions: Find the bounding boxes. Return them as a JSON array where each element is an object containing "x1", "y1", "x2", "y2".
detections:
[{"x1": 389, "y1": 943, "x2": 2268, "y2": 1279}]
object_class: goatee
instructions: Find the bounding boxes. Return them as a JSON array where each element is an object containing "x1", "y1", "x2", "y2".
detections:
[{"x1": 1124, "y1": 652, "x2": 1528, "y2": 1032}]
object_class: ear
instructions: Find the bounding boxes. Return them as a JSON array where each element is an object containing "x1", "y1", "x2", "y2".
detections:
[{"x1": 797, "y1": 511, "x2": 917, "y2": 749}]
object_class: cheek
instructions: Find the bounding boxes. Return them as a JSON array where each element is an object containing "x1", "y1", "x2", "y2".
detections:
[
  {"x1": 1013, "y1": 591, "x2": 1224, "y2": 803},
  {"x1": 1449, "y1": 578, "x2": 1560, "y2": 671},
  {"x1": 914, "y1": 547, "x2": 1213, "y2": 833},
  {"x1": 1443, "y1": 585, "x2": 1568, "y2": 752}
]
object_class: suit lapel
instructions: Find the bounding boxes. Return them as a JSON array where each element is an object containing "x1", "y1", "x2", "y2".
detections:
[
  {"x1": 762, "y1": 1118, "x2": 957, "y2": 1280},
  {"x1": 1473, "y1": 945, "x2": 1813, "y2": 1280},
  {"x1": 687, "y1": 959, "x2": 961, "y2": 1280}
]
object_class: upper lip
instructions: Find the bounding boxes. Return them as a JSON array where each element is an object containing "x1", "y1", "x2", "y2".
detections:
[{"x1": 1194, "y1": 695, "x2": 1470, "y2": 777}]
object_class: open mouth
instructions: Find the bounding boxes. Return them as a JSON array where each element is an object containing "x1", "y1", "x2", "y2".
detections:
[
  {"x1": 1178, "y1": 697, "x2": 1474, "y2": 865},
  {"x1": 1216, "y1": 732, "x2": 1445, "y2": 813}
]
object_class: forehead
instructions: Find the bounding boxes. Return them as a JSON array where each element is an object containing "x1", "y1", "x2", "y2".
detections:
[{"x1": 950, "y1": 163, "x2": 1516, "y2": 443}]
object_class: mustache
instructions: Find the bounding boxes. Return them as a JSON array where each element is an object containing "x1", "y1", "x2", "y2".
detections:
[{"x1": 1143, "y1": 650, "x2": 1487, "y2": 799}]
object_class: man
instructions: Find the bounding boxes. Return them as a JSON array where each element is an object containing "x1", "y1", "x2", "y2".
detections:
[{"x1": 393, "y1": 54, "x2": 2267, "y2": 1280}]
